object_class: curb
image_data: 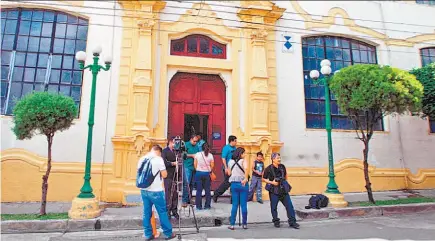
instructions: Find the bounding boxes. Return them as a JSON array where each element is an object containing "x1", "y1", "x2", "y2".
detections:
[{"x1": 296, "y1": 203, "x2": 435, "y2": 220}]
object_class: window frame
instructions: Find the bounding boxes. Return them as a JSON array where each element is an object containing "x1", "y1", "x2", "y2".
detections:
[
  {"x1": 1, "y1": 8, "x2": 88, "y2": 116},
  {"x1": 419, "y1": 47, "x2": 435, "y2": 133},
  {"x1": 170, "y1": 34, "x2": 227, "y2": 59},
  {"x1": 302, "y1": 35, "x2": 384, "y2": 131},
  {"x1": 416, "y1": 0, "x2": 435, "y2": 6}
]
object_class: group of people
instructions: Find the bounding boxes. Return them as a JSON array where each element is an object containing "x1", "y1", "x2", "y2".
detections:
[{"x1": 137, "y1": 134, "x2": 299, "y2": 240}]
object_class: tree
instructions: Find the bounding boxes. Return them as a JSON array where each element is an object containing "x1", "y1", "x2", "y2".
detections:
[
  {"x1": 12, "y1": 92, "x2": 77, "y2": 215},
  {"x1": 330, "y1": 64, "x2": 423, "y2": 203},
  {"x1": 410, "y1": 63, "x2": 435, "y2": 120}
]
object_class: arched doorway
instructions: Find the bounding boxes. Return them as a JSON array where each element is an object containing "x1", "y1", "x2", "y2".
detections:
[{"x1": 168, "y1": 72, "x2": 226, "y2": 190}]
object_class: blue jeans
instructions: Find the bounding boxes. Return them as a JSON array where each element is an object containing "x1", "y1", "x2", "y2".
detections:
[
  {"x1": 195, "y1": 171, "x2": 211, "y2": 209},
  {"x1": 269, "y1": 192, "x2": 297, "y2": 223},
  {"x1": 230, "y1": 182, "x2": 249, "y2": 226},
  {"x1": 182, "y1": 167, "x2": 194, "y2": 203},
  {"x1": 140, "y1": 190, "x2": 173, "y2": 238},
  {"x1": 248, "y1": 176, "x2": 263, "y2": 202}
]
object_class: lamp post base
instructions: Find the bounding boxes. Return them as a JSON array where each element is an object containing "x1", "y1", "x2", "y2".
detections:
[
  {"x1": 324, "y1": 192, "x2": 348, "y2": 208},
  {"x1": 68, "y1": 197, "x2": 101, "y2": 219}
]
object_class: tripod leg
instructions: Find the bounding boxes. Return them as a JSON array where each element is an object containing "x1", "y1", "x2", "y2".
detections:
[{"x1": 190, "y1": 205, "x2": 200, "y2": 233}]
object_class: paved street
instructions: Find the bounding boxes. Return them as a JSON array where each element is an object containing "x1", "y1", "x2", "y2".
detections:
[{"x1": 2, "y1": 212, "x2": 435, "y2": 241}]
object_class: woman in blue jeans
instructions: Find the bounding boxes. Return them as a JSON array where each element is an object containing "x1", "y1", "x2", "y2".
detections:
[
  {"x1": 194, "y1": 143, "x2": 215, "y2": 210},
  {"x1": 227, "y1": 147, "x2": 249, "y2": 230}
]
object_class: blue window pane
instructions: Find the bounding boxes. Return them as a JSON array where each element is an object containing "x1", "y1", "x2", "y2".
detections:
[
  {"x1": 21, "y1": 10, "x2": 32, "y2": 20},
  {"x1": 318, "y1": 101, "x2": 325, "y2": 114},
  {"x1": 310, "y1": 58, "x2": 317, "y2": 70},
  {"x1": 369, "y1": 51, "x2": 376, "y2": 63},
  {"x1": 60, "y1": 85, "x2": 71, "y2": 97},
  {"x1": 315, "y1": 37, "x2": 324, "y2": 45},
  {"x1": 74, "y1": 59, "x2": 81, "y2": 70},
  {"x1": 1, "y1": 51, "x2": 12, "y2": 65},
  {"x1": 1, "y1": 82, "x2": 8, "y2": 96},
  {"x1": 332, "y1": 118, "x2": 341, "y2": 129},
  {"x1": 39, "y1": 38, "x2": 51, "y2": 53},
  {"x1": 1, "y1": 18, "x2": 5, "y2": 33},
  {"x1": 43, "y1": 11, "x2": 55, "y2": 22},
  {"x1": 351, "y1": 42, "x2": 359, "y2": 49},
  {"x1": 303, "y1": 58, "x2": 309, "y2": 71},
  {"x1": 16, "y1": 36, "x2": 29, "y2": 51},
  {"x1": 55, "y1": 23, "x2": 66, "y2": 38},
  {"x1": 361, "y1": 51, "x2": 368, "y2": 63},
  {"x1": 64, "y1": 39, "x2": 75, "y2": 54},
  {"x1": 306, "y1": 115, "x2": 318, "y2": 128},
  {"x1": 26, "y1": 53, "x2": 37, "y2": 67},
  {"x1": 24, "y1": 68, "x2": 35, "y2": 82},
  {"x1": 57, "y1": 14, "x2": 67, "y2": 23},
  {"x1": 30, "y1": 22, "x2": 42, "y2": 36},
  {"x1": 66, "y1": 24, "x2": 77, "y2": 39},
  {"x1": 331, "y1": 101, "x2": 339, "y2": 115},
  {"x1": 48, "y1": 84, "x2": 59, "y2": 93},
  {"x1": 344, "y1": 61, "x2": 351, "y2": 67},
  {"x1": 325, "y1": 37, "x2": 334, "y2": 47},
  {"x1": 61, "y1": 71, "x2": 72, "y2": 84},
  {"x1": 38, "y1": 54, "x2": 49, "y2": 67},
  {"x1": 75, "y1": 40, "x2": 86, "y2": 52},
  {"x1": 304, "y1": 86, "x2": 311, "y2": 99},
  {"x1": 422, "y1": 57, "x2": 430, "y2": 66},
  {"x1": 342, "y1": 40, "x2": 350, "y2": 48},
  {"x1": 63, "y1": 56, "x2": 73, "y2": 69},
  {"x1": 34, "y1": 83, "x2": 45, "y2": 92},
  {"x1": 334, "y1": 48, "x2": 342, "y2": 60},
  {"x1": 28, "y1": 37, "x2": 40, "y2": 52},
  {"x1": 67, "y1": 15, "x2": 78, "y2": 24},
  {"x1": 343, "y1": 49, "x2": 351, "y2": 61},
  {"x1": 310, "y1": 85, "x2": 319, "y2": 99},
  {"x1": 308, "y1": 46, "x2": 315, "y2": 57},
  {"x1": 307, "y1": 38, "x2": 315, "y2": 45},
  {"x1": 19, "y1": 20, "x2": 31, "y2": 35},
  {"x1": 326, "y1": 47, "x2": 334, "y2": 59},
  {"x1": 22, "y1": 83, "x2": 33, "y2": 97},
  {"x1": 14, "y1": 52, "x2": 26, "y2": 66},
  {"x1": 2, "y1": 35, "x2": 15, "y2": 50},
  {"x1": 1, "y1": 66, "x2": 9, "y2": 80},
  {"x1": 36, "y1": 68, "x2": 46, "y2": 82},
  {"x1": 79, "y1": 18, "x2": 87, "y2": 25},
  {"x1": 352, "y1": 50, "x2": 360, "y2": 62},
  {"x1": 71, "y1": 86, "x2": 81, "y2": 101},
  {"x1": 318, "y1": 85, "x2": 325, "y2": 99},
  {"x1": 53, "y1": 38, "x2": 65, "y2": 53},
  {"x1": 52, "y1": 55, "x2": 62, "y2": 69},
  {"x1": 41, "y1": 22, "x2": 53, "y2": 37},
  {"x1": 12, "y1": 67, "x2": 24, "y2": 82},
  {"x1": 72, "y1": 71, "x2": 82, "y2": 84},
  {"x1": 316, "y1": 46, "x2": 324, "y2": 59},
  {"x1": 77, "y1": 25, "x2": 88, "y2": 40},
  {"x1": 50, "y1": 69, "x2": 60, "y2": 83},
  {"x1": 7, "y1": 10, "x2": 19, "y2": 19},
  {"x1": 5, "y1": 20, "x2": 17, "y2": 34},
  {"x1": 360, "y1": 45, "x2": 367, "y2": 51},
  {"x1": 302, "y1": 46, "x2": 308, "y2": 57},
  {"x1": 335, "y1": 61, "x2": 343, "y2": 71},
  {"x1": 32, "y1": 10, "x2": 44, "y2": 21}
]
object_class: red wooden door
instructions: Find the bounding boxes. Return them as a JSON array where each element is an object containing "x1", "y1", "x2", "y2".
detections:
[{"x1": 168, "y1": 73, "x2": 226, "y2": 190}]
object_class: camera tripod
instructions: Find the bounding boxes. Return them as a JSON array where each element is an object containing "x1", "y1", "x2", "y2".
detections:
[{"x1": 169, "y1": 151, "x2": 199, "y2": 240}]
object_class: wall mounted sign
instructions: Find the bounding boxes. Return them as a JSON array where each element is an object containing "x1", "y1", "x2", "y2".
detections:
[
  {"x1": 212, "y1": 132, "x2": 221, "y2": 140},
  {"x1": 282, "y1": 33, "x2": 294, "y2": 53}
]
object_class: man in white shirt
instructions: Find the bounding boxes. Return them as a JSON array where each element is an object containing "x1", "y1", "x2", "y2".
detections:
[{"x1": 138, "y1": 145, "x2": 175, "y2": 240}]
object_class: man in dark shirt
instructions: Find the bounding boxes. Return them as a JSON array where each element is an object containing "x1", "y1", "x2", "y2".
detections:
[
  {"x1": 162, "y1": 137, "x2": 179, "y2": 219},
  {"x1": 263, "y1": 153, "x2": 299, "y2": 229}
]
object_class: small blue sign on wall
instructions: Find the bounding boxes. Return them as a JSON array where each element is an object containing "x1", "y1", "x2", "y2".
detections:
[{"x1": 212, "y1": 132, "x2": 221, "y2": 140}]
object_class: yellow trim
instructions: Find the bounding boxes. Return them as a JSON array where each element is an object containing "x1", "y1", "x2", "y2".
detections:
[{"x1": 290, "y1": 1, "x2": 435, "y2": 47}]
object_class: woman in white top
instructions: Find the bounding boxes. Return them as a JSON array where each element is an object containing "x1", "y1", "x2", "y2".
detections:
[
  {"x1": 194, "y1": 142, "x2": 214, "y2": 210},
  {"x1": 227, "y1": 147, "x2": 249, "y2": 230}
]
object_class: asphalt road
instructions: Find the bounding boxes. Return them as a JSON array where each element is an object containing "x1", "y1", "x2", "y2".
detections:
[{"x1": 2, "y1": 212, "x2": 435, "y2": 241}]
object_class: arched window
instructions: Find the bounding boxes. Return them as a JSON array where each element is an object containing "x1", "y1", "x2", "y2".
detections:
[
  {"x1": 416, "y1": 0, "x2": 435, "y2": 6},
  {"x1": 1, "y1": 8, "x2": 88, "y2": 115},
  {"x1": 419, "y1": 47, "x2": 435, "y2": 133},
  {"x1": 170, "y1": 35, "x2": 226, "y2": 59},
  {"x1": 302, "y1": 36, "x2": 383, "y2": 130}
]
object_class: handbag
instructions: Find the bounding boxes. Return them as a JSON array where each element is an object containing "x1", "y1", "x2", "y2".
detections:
[{"x1": 201, "y1": 153, "x2": 216, "y2": 181}]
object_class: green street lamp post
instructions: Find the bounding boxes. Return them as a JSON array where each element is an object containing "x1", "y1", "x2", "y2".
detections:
[
  {"x1": 309, "y1": 59, "x2": 341, "y2": 194},
  {"x1": 75, "y1": 46, "x2": 112, "y2": 198}
]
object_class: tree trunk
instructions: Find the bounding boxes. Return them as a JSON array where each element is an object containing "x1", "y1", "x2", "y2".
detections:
[
  {"x1": 40, "y1": 135, "x2": 53, "y2": 216},
  {"x1": 363, "y1": 141, "x2": 375, "y2": 204}
]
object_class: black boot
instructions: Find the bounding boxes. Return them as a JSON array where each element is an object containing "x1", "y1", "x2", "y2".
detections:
[
  {"x1": 274, "y1": 221, "x2": 280, "y2": 228},
  {"x1": 289, "y1": 221, "x2": 300, "y2": 229}
]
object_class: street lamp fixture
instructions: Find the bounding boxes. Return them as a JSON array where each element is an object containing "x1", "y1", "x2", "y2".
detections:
[
  {"x1": 75, "y1": 46, "x2": 111, "y2": 199},
  {"x1": 309, "y1": 59, "x2": 341, "y2": 195}
]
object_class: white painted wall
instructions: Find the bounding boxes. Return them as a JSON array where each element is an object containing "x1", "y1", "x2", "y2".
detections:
[
  {"x1": 0, "y1": 1, "x2": 122, "y2": 163},
  {"x1": 274, "y1": 1, "x2": 435, "y2": 173}
]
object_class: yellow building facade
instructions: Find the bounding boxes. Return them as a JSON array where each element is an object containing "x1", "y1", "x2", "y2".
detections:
[{"x1": 1, "y1": 1, "x2": 435, "y2": 204}]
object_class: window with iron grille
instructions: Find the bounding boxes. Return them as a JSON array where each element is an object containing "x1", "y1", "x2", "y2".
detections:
[
  {"x1": 1, "y1": 8, "x2": 88, "y2": 116},
  {"x1": 302, "y1": 36, "x2": 383, "y2": 130}
]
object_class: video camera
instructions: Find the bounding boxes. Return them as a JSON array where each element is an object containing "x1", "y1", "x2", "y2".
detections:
[{"x1": 173, "y1": 135, "x2": 186, "y2": 153}]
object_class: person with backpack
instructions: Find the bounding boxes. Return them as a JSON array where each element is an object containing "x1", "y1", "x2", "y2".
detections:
[
  {"x1": 193, "y1": 142, "x2": 215, "y2": 210},
  {"x1": 136, "y1": 145, "x2": 175, "y2": 241},
  {"x1": 227, "y1": 147, "x2": 249, "y2": 230},
  {"x1": 263, "y1": 153, "x2": 299, "y2": 229}
]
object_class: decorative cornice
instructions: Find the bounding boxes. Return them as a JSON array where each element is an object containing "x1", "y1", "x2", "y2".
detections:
[{"x1": 237, "y1": 2, "x2": 285, "y2": 25}]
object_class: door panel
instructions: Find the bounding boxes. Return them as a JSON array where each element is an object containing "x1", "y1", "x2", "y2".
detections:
[{"x1": 168, "y1": 72, "x2": 226, "y2": 190}]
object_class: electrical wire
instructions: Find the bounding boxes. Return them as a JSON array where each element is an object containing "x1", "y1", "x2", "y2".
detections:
[{"x1": 2, "y1": 1, "x2": 435, "y2": 54}]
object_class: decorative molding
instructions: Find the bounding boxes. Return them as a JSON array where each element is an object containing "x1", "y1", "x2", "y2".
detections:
[{"x1": 290, "y1": 1, "x2": 435, "y2": 47}]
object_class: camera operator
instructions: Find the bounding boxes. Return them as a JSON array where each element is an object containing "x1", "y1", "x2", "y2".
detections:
[
  {"x1": 182, "y1": 134, "x2": 200, "y2": 206},
  {"x1": 162, "y1": 137, "x2": 179, "y2": 219},
  {"x1": 263, "y1": 153, "x2": 300, "y2": 229}
]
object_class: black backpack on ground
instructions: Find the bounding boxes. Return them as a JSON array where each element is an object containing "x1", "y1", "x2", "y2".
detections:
[{"x1": 305, "y1": 194, "x2": 329, "y2": 209}]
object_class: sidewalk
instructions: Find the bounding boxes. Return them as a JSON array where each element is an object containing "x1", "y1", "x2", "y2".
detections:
[{"x1": 2, "y1": 189, "x2": 435, "y2": 233}]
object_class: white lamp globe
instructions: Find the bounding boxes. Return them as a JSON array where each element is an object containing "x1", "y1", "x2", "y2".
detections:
[
  {"x1": 321, "y1": 65, "x2": 332, "y2": 75},
  {"x1": 103, "y1": 54, "x2": 113, "y2": 64},
  {"x1": 309, "y1": 70, "x2": 320, "y2": 80},
  {"x1": 320, "y1": 59, "x2": 331, "y2": 67},
  {"x1": 75, "y1": 51, "x2": 87, "y2": 62},
  {"x1": 92, "y1": 45, "x2": 102, "y2": 55}
]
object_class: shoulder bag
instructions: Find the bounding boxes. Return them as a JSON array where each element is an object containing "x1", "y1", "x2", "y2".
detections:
[{"x1": 201, "y1": 153, "x2": 217, "y2": 181}]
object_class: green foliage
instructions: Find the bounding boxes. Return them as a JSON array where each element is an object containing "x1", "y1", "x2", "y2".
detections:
[
  {"x1": 12, "y1": 92, "x2": 77, "y2": 139},
  {"x1": 330, "y1": 64, "x2": 423, "y2": 119},
  {"x1": 410, "y1": 62, "x2": 435, "y2": 119}
]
